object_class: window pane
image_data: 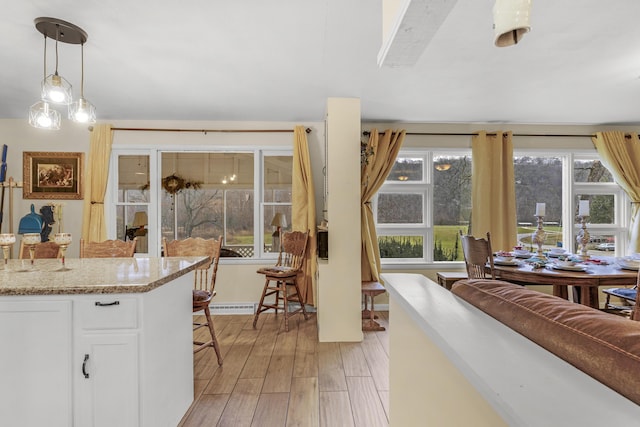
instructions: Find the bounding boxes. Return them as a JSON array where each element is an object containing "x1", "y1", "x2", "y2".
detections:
[
  {"x1": 387, "y1": 158, "x2": 423, "y2": 182},
  {"x1": 575, "y1": 233, "x2": 616, "y2": 256},
  {"x1": 574, "y1": 195, "x2": 615, "y2": 224},
  {"x1": 377, "y1": 193, "x2": 423, "y2": 224},
  {"x1": 433, "y1": 156, "x2": 471, "y2": 226},
  {"x1": 574, "y1": 160, "x2": 613, "y2": 183},
  {"x1": 118, "y1": 155, "x2": 150, "y2": 203},
  {"x1": 264, "y1": 156, "x2": 292, "y2": 203},
  {"x1": 514, "y1": 157, "x2": 563, "y2": 249},
  {"x1": 434, "y1": 226, "x2": 464, "y2": 261},
  {"x1": 379, "y1": 235, "x2": 423, "y2": 259},
  {"x1": 161, "y1": 153, "x2": 254, "y2": 256}
]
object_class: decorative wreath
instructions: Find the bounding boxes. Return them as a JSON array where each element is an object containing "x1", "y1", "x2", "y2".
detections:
[
  {"x1": 161, "y1": 174, "x2": 202, "y2": 194},
  {"x1": 162, "y1": 174, "x2": 185, "y2": 194}
]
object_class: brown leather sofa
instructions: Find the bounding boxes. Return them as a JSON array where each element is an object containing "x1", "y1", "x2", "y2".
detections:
[{"x1": 451, "y1": 279, "x2": 640, "y2": 405}]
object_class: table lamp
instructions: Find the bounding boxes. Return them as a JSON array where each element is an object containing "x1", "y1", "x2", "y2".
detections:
[{"x1": 271, "y1": 213, "x2": 287, "y2": 253}]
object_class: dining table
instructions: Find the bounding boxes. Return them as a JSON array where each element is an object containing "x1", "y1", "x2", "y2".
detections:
[{"x1": 492, "y1": 257, "x2": 638, "y2": 309}]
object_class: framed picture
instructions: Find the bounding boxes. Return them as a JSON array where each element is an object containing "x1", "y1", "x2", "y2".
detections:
[{"x1": 23, "y1": 151, "x2": 84, "y2": 200}]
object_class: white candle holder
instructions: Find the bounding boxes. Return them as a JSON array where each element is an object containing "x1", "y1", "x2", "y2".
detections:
[
  {"x1": 0, "y1": 233, "x2": 16, "y2": 269},
  {"x1": 576, "y1": 215, "x2": 590, "y2": 259},
  {"x1": 22, "y1": 233, "x2": 41, "y2": 267},
  {"x1": 532, "y1": 215, "x2": 547, "y2": 259},
  {"x1": 53, "y1": 233, "x2": 72, "y2": 271}
]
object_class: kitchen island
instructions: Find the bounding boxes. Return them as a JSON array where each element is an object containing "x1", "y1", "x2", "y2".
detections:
[{"x1": 0, "y1": 256, "x2": 207, "y2": 427}]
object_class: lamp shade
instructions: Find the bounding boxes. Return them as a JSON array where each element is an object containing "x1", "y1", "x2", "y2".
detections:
[
  {"x1": 493, "y1": 0, "x2": 531, "y2": 47},
  {"x1": 28, "y1": 100, "x2": 61, "y2": 130},
  {"x1": 270, "y1": 213, "x2": 287, "y2": 228},
  {"x1": 132, "y1": 211, "x2": 148, "y2": 227}
]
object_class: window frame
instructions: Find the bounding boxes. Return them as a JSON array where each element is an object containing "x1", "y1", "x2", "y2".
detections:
[
  {"x1": 107, "y1": 145, "x2": 293, "y2": 261},
  {"x1": 376, "y1": 147, "x2": 631, "y2": 270}
]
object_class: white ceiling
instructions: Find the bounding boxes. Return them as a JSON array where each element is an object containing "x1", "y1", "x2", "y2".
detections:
[{"x1": 3, "y1": 0, "x2": 640, "y2": 125}]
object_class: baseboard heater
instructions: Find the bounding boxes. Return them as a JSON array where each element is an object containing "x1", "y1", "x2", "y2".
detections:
[{"x1": 209, "y1": 303, "x2": 256, "y2": 315}]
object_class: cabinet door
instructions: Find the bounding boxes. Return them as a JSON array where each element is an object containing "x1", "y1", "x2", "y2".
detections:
[
  {"x1": 0, "y1": 300, "x2": 72, "y2": 427},
  {"x1": 75, "y1": 333, "x2": 138, "y2": 427}
]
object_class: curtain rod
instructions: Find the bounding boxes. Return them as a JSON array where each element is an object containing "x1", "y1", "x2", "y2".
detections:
[
  {"x1": 362, "y1": 131, "x2": 595, "y2": 137},
  {"x1": 93, "y1": 127, "x2": 311, "y2": 134}
]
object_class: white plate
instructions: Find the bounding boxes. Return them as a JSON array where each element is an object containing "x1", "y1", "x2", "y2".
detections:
[
  {"x1": 494, "y1": 259, "x2": 519, "y2": 266},
  {"x1": 547, "y1": 252, "x2": 567, "y2": 258},
  {"x1": 514, "y1": 253, "x2": 532, "y2": 259},
  {"x1": 618, "y1": 263, "x2": 640, "y2": 271},
  {"x1": 551, "y1": 264, "x2": 587, "y2": 272}
]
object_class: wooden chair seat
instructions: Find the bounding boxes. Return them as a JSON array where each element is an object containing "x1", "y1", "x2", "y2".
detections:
[{"x1": 253, "y1": 231, "x2": 310, "y2": 332}]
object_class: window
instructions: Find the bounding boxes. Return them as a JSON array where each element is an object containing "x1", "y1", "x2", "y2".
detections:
[
  {"x1": 375, "y1": 149, "x2": 630, "y2": 266},
  {"x1": 109, "y1": 148, "x2": 292, "y2": 259},
  {"x1": 115, "y1": 154, "x2": 150, "y2": 253},
  {"x1": 375, "y1": 155, "x2": 428, "y2": 262}
]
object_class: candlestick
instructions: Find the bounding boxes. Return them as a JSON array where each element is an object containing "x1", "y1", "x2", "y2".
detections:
[
  {"x1": 576, "y1": 215, "x2": 590, "y2": 259},
  {"x1": 532, "y1": 215, "x2": 547, "y2": 259},
  {"x1": 535, "y1": 203, "x2": 546, "y2": 217}
]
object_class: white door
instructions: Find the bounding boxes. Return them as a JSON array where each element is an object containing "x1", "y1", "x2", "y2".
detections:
[
  {"x1": 0, "y1": 300, "x2": 72, "y2": 427},
  {"x1": 75, "y1": 333, "x2": 139, "y2": 427}
]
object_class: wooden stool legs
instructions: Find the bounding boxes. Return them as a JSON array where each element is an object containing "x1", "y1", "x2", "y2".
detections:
[
  {"x1": 194, "y1": 305, "x2": 223, "y2": 366},
  {"x1": 253, "y1": 277, "x2": 309, "y2": 332},
  {"x1": 362, "y1": 281, "x2": 386, "y2": 332},
  {"x1": 253, "y1": 276, "x2": 309, "y2": 332}
]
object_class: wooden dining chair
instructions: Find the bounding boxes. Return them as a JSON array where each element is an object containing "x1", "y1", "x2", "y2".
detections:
[
  {"x1": 79, "y1": 238, "x2": 137, "y2": 258},
  {"x1": 253, "y1": 230, "x2": 310, "y2": 332},
  {"x1": 18, "y1": 240, "x2": 61, "y2": 259},
  {"x1": 459, "y1": 230, "x2": 496, "y2": 279},
  {"x1": 163, "y1": 236, "x2": 223, "y2": 365},
  {"x1": 602, "y1": 268, "x2": 640, "y2": 320}
]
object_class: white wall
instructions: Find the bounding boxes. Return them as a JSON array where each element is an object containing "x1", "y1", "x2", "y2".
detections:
[{"x1": 0, "y1": 119, "x2": 89, "y2": 257}]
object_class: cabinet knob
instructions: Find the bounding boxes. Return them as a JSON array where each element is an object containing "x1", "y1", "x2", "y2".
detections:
[{"x1": 82, "y1": 354, "x2": 90, "y2": 379}]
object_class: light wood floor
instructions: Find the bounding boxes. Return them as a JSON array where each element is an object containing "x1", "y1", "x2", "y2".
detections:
[{"x1": 179, "y1": 311, "x2": 390, "y2": 427}]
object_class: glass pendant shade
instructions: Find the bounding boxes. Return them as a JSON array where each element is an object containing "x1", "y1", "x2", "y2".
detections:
[
  {"x1": 69, "y1": 97, "x2": 96, "y2": 124},
  {"x1": 42, "y1": 73, "x2": 73, "y2": 105},
  {"x1": 29, "y1": 101, "x2": 61, "y2": 130}
]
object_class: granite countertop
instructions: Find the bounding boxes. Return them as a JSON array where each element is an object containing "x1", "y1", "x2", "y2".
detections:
[{"x1": 0, "y1": 256, "x2": 208, "y2": 296}]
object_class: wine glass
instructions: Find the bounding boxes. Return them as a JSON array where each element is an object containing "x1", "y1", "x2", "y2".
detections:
[
  {"x1": 22, "y1": 233, "x2": 41, "y2": 267},
  {"x1": 0, "y1": 233, "x2": 16, "y2": 269},
  {"x1": 53, "y1": 233, "x2": 72, "y2": 271}
]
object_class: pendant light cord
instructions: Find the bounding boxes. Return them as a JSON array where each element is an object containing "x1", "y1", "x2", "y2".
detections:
[
  {"x1": 80, "y1": 43, "x2": 84, "y2": 97},
  {"x1": 42, "y1": 33, "x2": 47, "y2": 80},
  {"x1": 54, "y1": 24, "x2": 60, "y2": 75}
]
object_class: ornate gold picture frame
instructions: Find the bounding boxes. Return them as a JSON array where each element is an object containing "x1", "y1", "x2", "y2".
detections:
[{"x1": 23, "y1": 151, "x2": 84, "y2": 200}]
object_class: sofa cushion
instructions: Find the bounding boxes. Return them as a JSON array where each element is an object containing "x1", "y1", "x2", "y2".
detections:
[{"x1": 451, "y1": 279, "x2": 640, "y2": 405}]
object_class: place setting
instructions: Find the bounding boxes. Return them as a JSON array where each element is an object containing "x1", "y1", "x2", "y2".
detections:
[{"x1": 493, "y1": 251, "x2": 520, "y2": 266}]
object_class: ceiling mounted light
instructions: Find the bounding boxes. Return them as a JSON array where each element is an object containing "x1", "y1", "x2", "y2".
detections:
[
  {"x1": 493, "y1": 0, "x2": 531, "y2": 47},
  {"x1": 29, "y1": 17, "x2": 95, "y2": 130}
]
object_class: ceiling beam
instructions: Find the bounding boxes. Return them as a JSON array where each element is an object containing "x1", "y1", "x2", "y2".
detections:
[{"x1": 377, "y1": 0, "x2": 459, "y2": 67}]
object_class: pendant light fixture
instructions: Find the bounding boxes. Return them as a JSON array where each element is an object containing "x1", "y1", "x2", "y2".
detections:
[
  {"x1": 28, "y1": 17, "x2": 95, "y2": 130},
  {"x1": 69, "y1": 42, "x2": 96, "y2": 124}
]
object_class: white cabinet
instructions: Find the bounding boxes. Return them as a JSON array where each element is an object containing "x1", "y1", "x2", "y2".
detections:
[
  {"x1": 0, "y1": 273, "x2": 193, "y2": 427},
  {"x1": 76, "y1": 334, "x2": 139, "y2": 427},
  {"x1": 74, "y1": 296, "x2": 140, "y2": 427},
  {"x1": 0, "y1": 300, "x2": 73, "y2": 427}
]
